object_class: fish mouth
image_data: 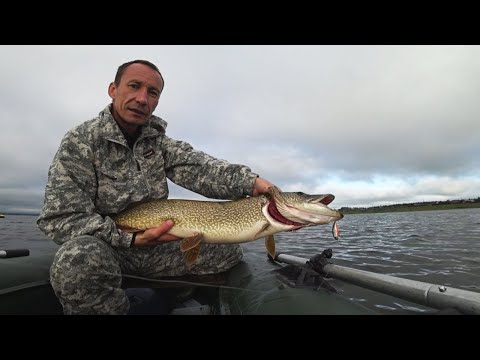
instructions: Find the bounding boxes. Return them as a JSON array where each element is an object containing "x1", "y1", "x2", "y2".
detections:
[
  {"x1": 268, "y1": 200, "x2": 304, "y2": 226},
  {"x1": 265, "y1": 186, "x2": 343, "y2": 226}
]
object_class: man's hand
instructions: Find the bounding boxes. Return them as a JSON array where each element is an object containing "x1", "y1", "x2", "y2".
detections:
[
  {"x1": 252, "y1": 177, "x2": 277, "y2": 196},
  {"x1": 131, "y1": 220, "x2": 182, "y2": 247}
]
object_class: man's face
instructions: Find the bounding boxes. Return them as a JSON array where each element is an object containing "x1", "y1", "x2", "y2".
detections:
[{"x1": 108, "y1": 63, "x2": 164, "y2": 132}]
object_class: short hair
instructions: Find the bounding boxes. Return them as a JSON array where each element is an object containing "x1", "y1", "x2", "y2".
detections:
[{"x1": 114, "y1": 60, "x2": 164, "y2": 87}]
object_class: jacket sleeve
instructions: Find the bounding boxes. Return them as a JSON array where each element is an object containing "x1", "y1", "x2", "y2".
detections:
[
  {"x1": 36, "y1": 131, "x2": 133, "y2": 247},
  {"x1": 161, "y1": 136, "x2": 259, "y2": 200}
]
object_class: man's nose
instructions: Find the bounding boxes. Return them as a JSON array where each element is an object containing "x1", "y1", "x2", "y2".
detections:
[{"x1": 136, "y1": 88, "x2": 148, "y2": 104}]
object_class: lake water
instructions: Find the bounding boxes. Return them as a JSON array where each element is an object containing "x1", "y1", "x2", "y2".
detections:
[{"x1": 1, "y1": 208, "x2": 479, "y2": 314}]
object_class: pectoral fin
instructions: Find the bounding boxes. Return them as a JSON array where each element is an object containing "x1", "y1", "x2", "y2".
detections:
[
  {"x1": 255, "y1": 223, "x2": 271, "y2": 239},
  {"x1": 184, "y1": 243, "x2": 202, "y2": 269},
  {"x1": 265, "y1": 235, "x2": 276, "y2": 259},
  {"x1": 180, "y1": 234, "x2": 203, "y2": 252}
]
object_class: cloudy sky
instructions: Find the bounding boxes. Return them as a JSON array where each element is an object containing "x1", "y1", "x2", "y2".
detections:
[{"x1": 1, "y1": 45, "x2": 479, "y2": 214}]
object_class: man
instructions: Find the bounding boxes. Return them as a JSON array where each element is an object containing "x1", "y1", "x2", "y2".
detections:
[{"x1": 37, "y1": 59, "x2": 274, "y2": 315}]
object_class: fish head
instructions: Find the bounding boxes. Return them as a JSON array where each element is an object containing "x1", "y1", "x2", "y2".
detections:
[{"x1": 265, "y1": 186, "x2": 343, "y2": 227}]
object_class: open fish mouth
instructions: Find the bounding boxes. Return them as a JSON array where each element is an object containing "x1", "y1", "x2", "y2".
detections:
[
  {"x1": 266, "y1": 187, "x2": 343, "y2": 226},
  {"x1": 267, "y1": 200, "x2": 304, "y2": 226}
]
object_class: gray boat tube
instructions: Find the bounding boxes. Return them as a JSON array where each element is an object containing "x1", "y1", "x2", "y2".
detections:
[{"x1": 275, "y1": 253, "x2": 480, "y2": 315}]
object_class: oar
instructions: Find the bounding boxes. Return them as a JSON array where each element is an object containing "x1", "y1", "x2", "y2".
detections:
[
  {"x1": 274, "y1": 252, "x2": 480, "y2": 315},
  {"x1": 0, "y1": 249, "x2": 30, "y2": 259}
]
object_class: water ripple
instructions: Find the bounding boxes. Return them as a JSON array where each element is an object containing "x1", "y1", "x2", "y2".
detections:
[{"x1": 2, "y1": 208, "x2": 480, "y2": 315}]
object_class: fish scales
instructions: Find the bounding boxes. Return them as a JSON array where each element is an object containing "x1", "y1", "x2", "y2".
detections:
[
  {"x1": 114, "y1": 196, "x2": 267, "y2": 240},
  {"x1": 113, "y1": 187, "x2": 344, "y2": 266}
]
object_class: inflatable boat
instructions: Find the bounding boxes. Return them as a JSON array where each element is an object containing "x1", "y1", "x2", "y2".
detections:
[{"x1": 1, "y1": 247, "x2": 479, "y2": 315}]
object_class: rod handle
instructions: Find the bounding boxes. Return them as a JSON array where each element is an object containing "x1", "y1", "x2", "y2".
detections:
[{"x1": 0, "y1": 249, "x2": 30, "y2": 258}]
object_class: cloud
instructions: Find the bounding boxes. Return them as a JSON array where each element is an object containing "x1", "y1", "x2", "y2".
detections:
[
  {"x1": 310, "y1": 175, "x2": 480, "y2": 208},
  {"x1": 1, "y1": 45, "x2": 479, "y2": 213}
]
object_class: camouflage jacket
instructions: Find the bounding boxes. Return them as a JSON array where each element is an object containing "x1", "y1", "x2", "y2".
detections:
[{"x1": 37, "y1": 105, "x2": 259, "y2": 248}]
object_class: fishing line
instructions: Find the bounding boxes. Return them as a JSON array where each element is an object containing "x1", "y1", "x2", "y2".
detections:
[
  {"x1": 101, "y1": 272, "x2": 267, "y2": 294},
  {"x1": 316, "y1": 267, "x2": 332, "y2": 291}
]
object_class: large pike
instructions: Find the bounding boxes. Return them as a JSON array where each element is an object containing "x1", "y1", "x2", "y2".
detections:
[{"x1": 113, "y1": 186, "x2": 343, "y2": 267}]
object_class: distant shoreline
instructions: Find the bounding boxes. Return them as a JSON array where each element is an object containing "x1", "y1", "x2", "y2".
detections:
[
  {"x1": 2, "y1": 198, "x2": 480, "y2": 216},
  {"x1": 341, "y1": 201, "x2": 480, "y2": 214}
]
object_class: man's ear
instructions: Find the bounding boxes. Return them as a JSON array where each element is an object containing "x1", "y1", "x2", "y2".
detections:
[{"x1": 108, "y1": 82, "x2": 117, "y2": 99}]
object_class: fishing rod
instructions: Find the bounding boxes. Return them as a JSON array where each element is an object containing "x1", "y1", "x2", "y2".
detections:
[
  {"x1": 0, "y1": 249, "x2": 30, "y2": 258},
  {"x1": 273, "y1": 250, "x2": 480, "y2": 315}
]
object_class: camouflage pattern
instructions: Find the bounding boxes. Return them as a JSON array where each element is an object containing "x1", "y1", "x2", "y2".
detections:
[
  {"x1": 37, "y1": 104, "x2": 257, "y2": 314},
  {"x1": 50, "y1": 236, "x2": 243, "y2": 315}
]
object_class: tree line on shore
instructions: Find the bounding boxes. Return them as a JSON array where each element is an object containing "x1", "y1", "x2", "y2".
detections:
[{"x1": 340, "y1": 197, "x2": 480, "y2": 214}]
